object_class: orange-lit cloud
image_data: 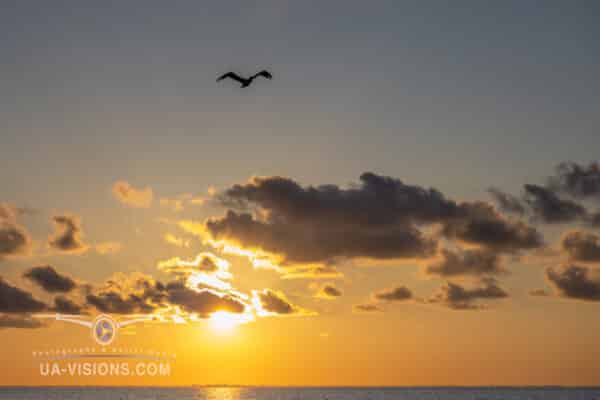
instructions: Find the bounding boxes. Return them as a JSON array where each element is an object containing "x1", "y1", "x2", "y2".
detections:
[
  {"x1": 251, "y1": 289, "x2": 315, "y2": 317},
  {"x1": 158, "y1": 252, "x2": 233, "y2": 292},
  {"x1": 160, "y1": 194, "x2": 206, "y2": 212},
  {"x1": 95, "y1": 241, "x2": 122, "y2": 254},
  {"x1": 353, "y1": 303, "x2": 383, "y2": 313},
  {"x1": 112, "y1": 181, "x2": 153, "y2": 208},
  {"x1": 428, "y1": 278, "x2": 508, "y2": 310},
  {"x1": 164, "y1": 233, "x2": 190, "y2": 248},
  {"x1": 314, "y1": 284, "x2": 342, "y2": 299}
]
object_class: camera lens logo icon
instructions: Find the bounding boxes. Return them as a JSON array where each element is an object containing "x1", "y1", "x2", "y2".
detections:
[{"x1": 92, "y1": 315, "x2": 117, "y2": 346}]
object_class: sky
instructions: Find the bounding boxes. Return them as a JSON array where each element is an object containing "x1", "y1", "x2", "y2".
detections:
[{"x1": 1, "y1": 0, "x2": 600, "y2": 386}]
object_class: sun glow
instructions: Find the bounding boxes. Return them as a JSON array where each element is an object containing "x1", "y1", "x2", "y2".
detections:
[{"x1": 208, "y1": 311, "x2": 252, "y2": 333}]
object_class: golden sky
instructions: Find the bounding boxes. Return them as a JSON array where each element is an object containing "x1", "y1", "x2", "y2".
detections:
[{"x1": 2, "y1": 1, "x2": 600, "y2": 387}]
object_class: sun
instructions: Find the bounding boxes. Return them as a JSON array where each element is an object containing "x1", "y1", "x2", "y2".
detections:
[{"x1": 208, "y1": 311, "x2": 247, "y2": 333}]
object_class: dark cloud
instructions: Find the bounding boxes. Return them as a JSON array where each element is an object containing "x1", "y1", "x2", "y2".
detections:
[
  {"x1": 0, "y1": 277, "x2": 47, "y2": 313},
  {"x1": 0, "y1": 224, "x2": 31, "y2": 258},
  {"x1": 0, "y1": 204, "x2": 31, "y2": 258},
  {"x1": 374, "y1": 286, "x2": 413, "y2": 301},
  {"x1": 426, "y1": 248, "x2": 503, "y2": 277},
  {"x1": 546, "y1": 265, "x2": 600, "y2": 301},
  {"x1": 222, "y1": 173, "x2": 460, "y2": 226},
  {"x1": 85, "y1": 275, "x2": 166, "y2": 314},
  {"x1": 282, "y1": 265, "x2": 343, "y2": 279},
  {"x1": 353, "y1": 303, "x2": 382, "y2": 313},
  {"x1": 0, "y1": 314, "x2": 45, "y2": 329},
  {"x1": 166, "y1": 281, "x2": 246, "y2": 316},
  {"x1": 429, "y1": 278, "x2": 508, "y2": 310},
  {"x1": 199, "y1": 174, "x2": 545, "y2": 269},
  {"x1": 588, "y1": 211, "x2": 600, "y2": 228},
  {"x1": 561, "y1": 231, "x2": 600, "y2": 263},
  {"x1": 548, "y1": 161, "x2": 600, "y2": 199},
  {"x1": 48, "y1": 215, "x2": 88, "y2": 253},
  {"x1": 442, "y1": 202, "x2": 542, "y2": 252},
  {"x1": 23, "y1": 265, "x2": 77, "y2": 293},
  {"x1": 210, "y1": 172, "x2": 468, "y2": 265},
  {"x1": 86, "y1": 291, "x2": 156, "y2": 314},
  {"x1": 206, "y1": 210, "x2": 436, "y2": 265},
  {"x1": 488, "y1": 188, "x2": 525, "y2": 215},
  {"x1": 53, "y1": 296, "x2": 85, "y2": 314},
  {"x1": 316, "y1": 285, "x2": 342, "y2": 299},
  {"x1": 158, "y1": 253, "x2": 225, "y2": 276},
  {"x1": 86, "y1": 275, "x2": 248, "y2": 316},
  {"x1": 254, "y1": 289, "x2": 298, "y2": 315},
  {"x1": 529, "y1": 288, "x2": 550, "y2": 297},
  {"x1": 523, "y1": 184, "x2": 586, "y2": 224}
]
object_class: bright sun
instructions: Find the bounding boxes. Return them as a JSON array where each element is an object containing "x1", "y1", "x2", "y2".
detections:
[{"x1": 208, "y1": 311, "x2": 244, "y2": 333}]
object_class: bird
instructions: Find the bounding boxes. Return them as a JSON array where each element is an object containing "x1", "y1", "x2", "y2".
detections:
[{"x1": 216, "y1": 70, "x2": 273, "y2": 88}]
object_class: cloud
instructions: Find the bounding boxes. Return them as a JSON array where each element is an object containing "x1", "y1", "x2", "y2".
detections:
[
  {"x1": 160, "y1": 194, "x2": 205, "y2": 212},
  {"x1": 373, "y1": 286, "x2": 413, "y2": 301},
  {"x1": 315, "y1": 284, "x2": 342, "y2": 299},
  {"x1": 166, "y1": 281, "x2": 246, "y2": 316},
  {"x1": 0, "y1": 277, "x2": 47, "y2": 313},
  {"x1": 198, "y1": 172, "x2": 465, "y2": 267},
  {"x1": 23, "y1": 265, "x2": 77, "y2": 293},
  {"x1": 442, "y1": 202, "x2": 542, "y2": 252},
  {"x1": 426, "y1": 248, "x2": 504, "y2": 277},
  {"x1": 485, "y1": 162, "x2": 600, "y2": 226},
  {"x1": 0, "y1": 203, "x2": 32, "y2": 258},
  {"x1": 83, "y1": 266, "x2": 313, "y2": 320},
  {"x1": 281, "y1": 265, "x2": 343, "y2": 280},
  {"x1": 86, "y1": 291, "x2": 155, "y2": 314},
  {"x1": 48, "y1": 215, "x2": 89, "y2": 254},
  {"x1": 588, "y1": 211, "x2": 600, "y2": 228},
  {"x1": 221, "y1": 173, "x2": 459, "y2": 225},
  {"x1": 548, "y1": 161, "x2": 600, "y2": 199},
  {"x1": 158, "y1": 253, "x2": 226, "y2": 275},
  {"x1": 428, "y1": 278, "x2": 508, "y2": 310},
  {"x1": 95, "y1": 241, "x2": 122, "y2": 255},
  {"x1": 158, "y1": 253, "x2": 233, "y2": 293},
  {"x1": 529, "y1": 288, "x2": 550, "y2": 297},
  {"x1": 53, "y1": 295, "x2": 85, "y2": 314},
  {"x1": 546, "y1": 265, "x2": 600, "y2": 301},
  {"x1": 84, "y1": 271, "x2": 249, "y2": 318},
  {"x1": 164, "y1": 233, "x2": 190, "y2": 248},
  {"x1": 112, "y1": 181, "x2": 153, "y2": 208},
  {"x1": 184, "y1": 173, "x2": 544, "y2": 274},
  {"x1": 488, "y1": 188, "x2": 525, "y2": 215},
  {"x1": 353, "y1": 303, "x2": 383, "y2": 313},
  {"x1": 205, "y1": 210, "x2": 436, "y2": 266},
  {"x1": 561, "y1": 231, "x2": 600, "y2": 263},
  {"x1": 523, "y1": 184, "x2": 587, "y2": 224},
  {"x1": 0, "y1": 314, "x2": 45, "y2": 329},
  {"x1": 252, "y1": 289, "x2": 312, "y2": 316},
  {"x1": 85, "y1": 274, "x2": 165, "y2": 314},
  {"x1": 160, "y1": 198, "x2": 184, "y2": 212}
]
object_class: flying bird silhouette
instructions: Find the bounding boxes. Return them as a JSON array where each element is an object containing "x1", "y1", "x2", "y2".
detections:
[{"x1": 217, "y1": 70, "x2": 273, "y2": 88}]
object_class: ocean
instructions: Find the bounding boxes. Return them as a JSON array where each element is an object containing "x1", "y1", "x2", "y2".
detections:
[{"x1": 0, "y1": 387, "x2": 599, "y2": 400}]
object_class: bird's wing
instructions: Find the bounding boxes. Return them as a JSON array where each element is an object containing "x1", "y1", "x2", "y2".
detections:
[
  {"x1": 217, "y1": 72, "x2": 245, "y2": 83},
  {"x1": 252, "y1": 70, "x2": 273, "y2": 80}
]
